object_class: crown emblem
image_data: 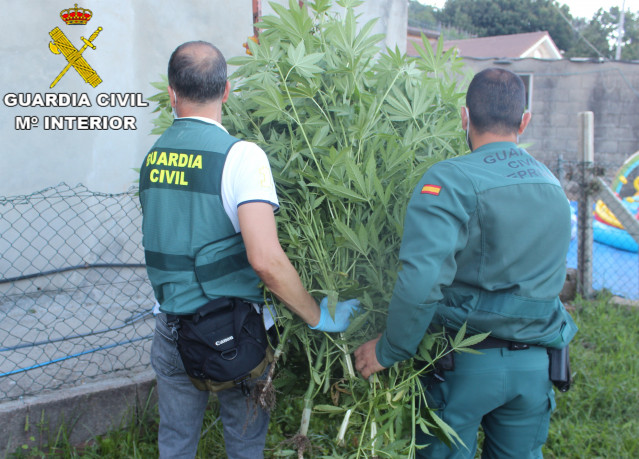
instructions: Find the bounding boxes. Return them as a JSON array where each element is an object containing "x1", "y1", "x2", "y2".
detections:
[{"x1": 60, "y1": 4, "x2": 92, "y2": 25}]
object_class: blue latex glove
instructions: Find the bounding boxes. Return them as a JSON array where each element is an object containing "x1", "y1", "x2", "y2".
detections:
[{"x1": 309, "y1": 297, "x2": 360, "y2": 332}]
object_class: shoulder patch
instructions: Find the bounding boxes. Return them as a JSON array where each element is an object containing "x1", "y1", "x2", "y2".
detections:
[{"x1": 421, "y1": 184, "x2": 442, "y2": 196}]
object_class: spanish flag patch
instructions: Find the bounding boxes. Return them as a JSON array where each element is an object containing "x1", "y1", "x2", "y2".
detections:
[{"x1": 421, "y1": 184, "x2": 442, "y2": 196}]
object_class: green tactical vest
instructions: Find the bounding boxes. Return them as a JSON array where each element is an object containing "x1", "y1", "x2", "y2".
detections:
[{"x1": 139, "y1": 118, "x2": 263, "y2": 315}]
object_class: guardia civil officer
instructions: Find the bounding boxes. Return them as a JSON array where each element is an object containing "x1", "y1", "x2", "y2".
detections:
[
  {"x1": 354, "y1": 68, "x2": 577, "y2": 458},
  {"x1": 139, "y1": 41, "x2": 359, "y2": 459}
]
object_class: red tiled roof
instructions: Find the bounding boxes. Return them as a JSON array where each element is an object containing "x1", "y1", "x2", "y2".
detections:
[{"x1": 407, "y1": 31, "x2": 560, "y2": 59}]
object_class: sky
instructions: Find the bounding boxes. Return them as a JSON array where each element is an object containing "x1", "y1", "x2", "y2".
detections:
[{"x1": 418, "y1": 0, "x2": 639, "y2": 20}]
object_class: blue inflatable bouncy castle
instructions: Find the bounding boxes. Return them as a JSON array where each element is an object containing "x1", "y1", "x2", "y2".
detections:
[{"x1": 593, "y1": 152, "x2": 639, "y2": 252}]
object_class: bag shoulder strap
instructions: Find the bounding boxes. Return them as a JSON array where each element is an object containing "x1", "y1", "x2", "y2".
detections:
[{"x1": 193, "y1": 297, "x2": 233, "y2": 322}]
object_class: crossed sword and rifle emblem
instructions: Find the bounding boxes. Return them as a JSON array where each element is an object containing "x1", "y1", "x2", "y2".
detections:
[{"x1": 48, "y1": 26, "x2": 102, "y2": 89}]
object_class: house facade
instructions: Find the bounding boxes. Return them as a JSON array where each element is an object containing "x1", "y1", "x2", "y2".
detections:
[
  {"x1": 461, "y1": 57, "x2": 639, "y2": 172},
  {"x1": 407, "y1": 29, "x2": 639, "y2": 173}
]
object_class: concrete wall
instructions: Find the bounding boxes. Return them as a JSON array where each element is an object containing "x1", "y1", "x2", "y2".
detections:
[
  {"x1": 1, "y1": 369, "x2": 156, "y2": 456},
  {"x1": 461, "y1": 58, "x2": 639, "y2": 171},
  {"x1": 0, "y1": 0, "x2": 407, "y2": 197},
  {"x1": 331, "y1": 0, "x2": 407, "y2": 53}
]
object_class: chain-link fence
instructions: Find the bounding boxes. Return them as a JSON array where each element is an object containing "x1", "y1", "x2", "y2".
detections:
[
  {"x1": 1, "y1": 166, "x2": 637, "y2": 403},
  {"x1": 557, "y1": 157, "x2": 639, "y2": 300},
  {"x1": 0, "y1": 183, "x2": 154, "y2": 402}
]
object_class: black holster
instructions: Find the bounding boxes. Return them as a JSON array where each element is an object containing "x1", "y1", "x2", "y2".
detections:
[
  {"x1": 416, "y1": 340, "x2": 456, "y2": 387},
  {"x1": 548, "y1": 345, "x2": 571, "y2": 392},
  {"x1": 433, "y1": 351, "x2": 455, "y2": 383}
]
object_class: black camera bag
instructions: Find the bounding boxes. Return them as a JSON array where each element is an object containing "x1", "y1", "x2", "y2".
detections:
[{"x1": 171, "y1": 297, "x2": 269, "y2": 384}]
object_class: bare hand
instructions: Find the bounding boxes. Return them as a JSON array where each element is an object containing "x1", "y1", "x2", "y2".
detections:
[{"x1": 354, "y1": 335, "x2": 386, "y2": 379}]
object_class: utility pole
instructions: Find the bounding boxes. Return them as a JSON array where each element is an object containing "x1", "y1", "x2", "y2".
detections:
[{"x1": 616, "y1": 0, "x2": 626, "y2": 60}]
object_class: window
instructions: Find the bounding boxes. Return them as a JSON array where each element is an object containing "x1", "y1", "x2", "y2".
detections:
[{"x1": 517, "y1": 73, "x2": 533, "y2": 111}]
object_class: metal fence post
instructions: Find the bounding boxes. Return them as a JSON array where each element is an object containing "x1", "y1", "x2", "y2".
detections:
[
  {"x1": 577, "y1": 112, "x2": 594, "y2": 298},
  {"x1": 557, "y1": 154, "x2": 565, "y2": 188}
]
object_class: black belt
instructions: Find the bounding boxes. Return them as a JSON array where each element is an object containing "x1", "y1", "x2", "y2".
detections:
[
  {"x1": 166, "y1": 297, "x2": 237, "y2": 323},
  {"x1": 469, "y1": 335, "x2": 531, "y2": 351},
  {"x1": 167, "y1": 313, "x2": 191, "y2": 323}
]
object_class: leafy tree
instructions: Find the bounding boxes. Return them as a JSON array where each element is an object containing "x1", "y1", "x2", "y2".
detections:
[
  {"x1": 564, "y1": 7, "x2": 639, "y2": 59},
  {"x1": 436, "y1": 0, "x2": 639, "y2": 60},
  {"x1": 438, "y1": 0, "x2": 575, "y2": 52},
  {"x1": 408, "y1": 0, "x2": 439, "y2": 29},
  {"x1": 564, "y1": 14, "x2": 612, "y2": 58},
  {"x1": 408, "y1": 0, "x2": 475, "y2": 40},
  {"x1": 619, "y1": 10, "x2": 639, "y2": 60}
]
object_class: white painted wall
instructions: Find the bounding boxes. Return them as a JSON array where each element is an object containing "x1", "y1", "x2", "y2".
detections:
[{"x1": 0, "y1": 0, "x2": 407, "y2": 196}]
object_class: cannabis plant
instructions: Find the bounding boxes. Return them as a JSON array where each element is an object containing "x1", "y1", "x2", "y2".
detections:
[{"x1": 149, "y1": 0, "x2": 477, "y2": 456}]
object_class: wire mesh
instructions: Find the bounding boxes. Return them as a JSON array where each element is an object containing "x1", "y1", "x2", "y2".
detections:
[
  {"x1": 0, "y1": 183, "x2": 154, "y2": 401},
  {"x1": 557, "y1": 158, "x2": 639, "y2": 300}
]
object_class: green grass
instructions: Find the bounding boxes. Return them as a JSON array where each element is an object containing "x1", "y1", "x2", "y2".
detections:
[
  {"x1": 544, "y1": 295, "x2": 639, "y2": 458},
  {"x1": 8, "y1": 294, "x2": 639, "y2": 458}
]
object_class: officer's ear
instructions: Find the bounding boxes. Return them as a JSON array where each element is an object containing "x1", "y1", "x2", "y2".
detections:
[
  {"x1": 518, "y1": 111, "x2": 532, "y2": 135},
  {"x1": 221, "y1": 80, "x2": 231, "y2": 104},
  {"x1": 168, "y1": 86, "x2": 177, "y2": 109},
  {"x1": 461, "y1": 106, "x2": 469, "y2": 131}
]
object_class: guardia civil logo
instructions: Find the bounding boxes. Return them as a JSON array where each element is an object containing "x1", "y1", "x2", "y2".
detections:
[
  {"x1": 3, "y1": 3, "x2": 147, "y2": 131},
  {"x1": 48, "y1": 3, "x2": 103, "y2": 88}
]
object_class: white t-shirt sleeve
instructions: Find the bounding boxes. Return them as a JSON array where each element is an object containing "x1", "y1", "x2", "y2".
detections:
[{"x1": 221, "y1": 140, "x2": 279, "y2": 232}]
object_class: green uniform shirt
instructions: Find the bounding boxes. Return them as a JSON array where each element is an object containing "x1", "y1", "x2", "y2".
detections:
[{"x1": 377, "y1": 142, "x2": 577, "y2": 368}]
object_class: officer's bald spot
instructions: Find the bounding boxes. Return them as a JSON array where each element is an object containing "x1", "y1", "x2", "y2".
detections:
[{"x1": 174, "y1": 42, "x2": 223, "y2": 75}]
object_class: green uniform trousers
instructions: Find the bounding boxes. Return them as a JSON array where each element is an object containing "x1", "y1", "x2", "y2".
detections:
[{"x1": 418, "y1": 345, "x2": 555, "y2": 459}]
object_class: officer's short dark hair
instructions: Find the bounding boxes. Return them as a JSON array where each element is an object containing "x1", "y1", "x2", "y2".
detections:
[
  {"x1": 168, "y1": 41, "x2": 227, "y2": 103},
  {"x1": 466, "y1": 68, "x2": 526, "y2": 135}
]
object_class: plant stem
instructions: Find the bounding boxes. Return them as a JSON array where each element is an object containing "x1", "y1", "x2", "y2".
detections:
[
  {"x1": 258, "y1": 320, "x2": 294, "y2": 409},
  {"x1": 300, "y1": 337, "x2": 327, "y2": 436},
  {"x1": 336, "y1": 408, "x2": 352, "y2": 446}
]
